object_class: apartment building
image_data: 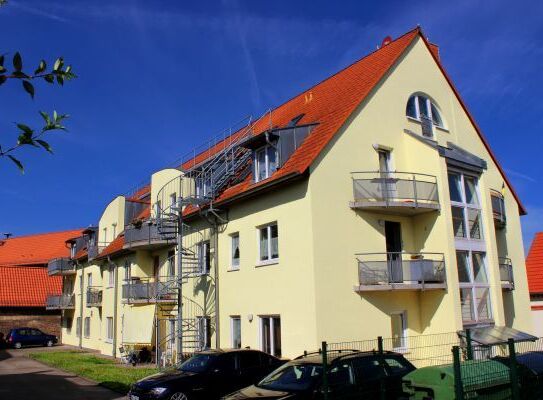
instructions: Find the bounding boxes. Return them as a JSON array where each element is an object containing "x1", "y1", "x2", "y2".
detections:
[{"x1": 51, "y1": 27, "x2": 532, "y2": 364}]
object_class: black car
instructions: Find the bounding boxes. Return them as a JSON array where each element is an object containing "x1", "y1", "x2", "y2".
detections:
[
  {"x1": 224, "y1": 350, "x2": 416, "y2": 399},
  {"x1": 6, "y1": 327, "x2": 58, "y2": 349},
  {"x1": 128, "y1": 349, "x2": 285, "y2": 400},
  {"x1": 494, "y1": 351, "x2": 543, "y2": 398}
]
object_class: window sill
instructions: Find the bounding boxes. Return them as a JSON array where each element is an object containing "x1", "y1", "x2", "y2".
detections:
[
  {"x1": 104, "y1": 338, "x2": 113, "y2": 344},
  {"x1": 256, "y1": 259, "x2": 279, "y2": 268},
  {"x1": 406, "y1": 116, "x2": 448, "y2": 132},
  {"x1": 228, "y1": 267, "x2": 240, "y2": 272}
]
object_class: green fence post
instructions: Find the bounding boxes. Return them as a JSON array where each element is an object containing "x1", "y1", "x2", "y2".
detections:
[
  {"x1": 508, "y1": 339, "x2": 520, "y2": 400},
  {"x1": 378, "y1": 336, "x2": 386, "y2": 400},
  {"x1": 466, "y1": 328, "x2": 473, "y2": 360},
  {"x1": 452, "y1": 345, "x2": 464, "y2": 400},
  {"x1": 321, "y1": 341, "x2": 328, "y2": 400}
]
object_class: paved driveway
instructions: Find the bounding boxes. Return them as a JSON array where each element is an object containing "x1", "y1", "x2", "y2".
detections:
[{"x1": 0, "y1": 346, "x2": 125, "y2": 400}]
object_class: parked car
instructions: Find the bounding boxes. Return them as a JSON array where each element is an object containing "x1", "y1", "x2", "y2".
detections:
[
  {"x1": 128, "y1": 349, "x2": 285, "y2": 400},
  {"x1": 494, "y1": 351, "x2": 543, "y2": 398},
  {"x1": 6, "y1": 327, "x2": 58, "y2": 349},
  {"x1": 224, "y1": 350, "x2": 416, "y2": 399}
]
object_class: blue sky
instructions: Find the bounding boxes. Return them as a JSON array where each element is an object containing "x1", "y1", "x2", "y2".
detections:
[{"x1": 1, "y1": 0, "x2": 542, "y2": 251}]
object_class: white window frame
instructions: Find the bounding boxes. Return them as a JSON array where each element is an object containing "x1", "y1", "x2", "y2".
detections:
[
  {"x1": 108, "y1": 265, "x2": 115, "y2": 288},
  {"x1": 390, "y1": 311, "x2": 408, "y2": 352},
  {"x1": 168, "y1": 319, "x2": 176, "y2": 349},
  {"x1": 76, "y1": 317, "x2": 81, "y2": 337},
  {"x1": 230, "y1": 316, "x2": 241, "y2": 349},
  {"x1": 102, "y1": 227, "x2": 107, "y2": 244},
  {"x1": 457, "y1": 250, "x2": 493, "y2": 325},
  {"x1": 124, "y1": 260, "x2": 131, "y2": 282},
  {"x1": 196, "y1": 316, "x2": 211, "y2": 350},
  {"x1": 197, "y1": 241, "x2": 211, "y2": 274},
  {"x1": 87, "y1": 272, "x2": 93, "y2": 288},
  {"x1": 70, "y1": 243, "x2": 77, "y2": 259},
  {"x1": 230, "y1": 233, "x2": 240, "y2": 271},
  {"x1": 257, "y1": 223, "x2": 279, "y2": 266},
  {"x1": 406, "y1": 94, "x2": 445, "y2": 129},
  {"x1": 155, "y1": 200, "x2": 162, "y2": 219},
  {"x1": 169, "y1": 192, "x2": 177, "y2": 209},
  {"x1": 167, "y1": 251, "x2": 176, "y2": 277},
  {"x1": 254, "y1": 145, "x2": 278, "y2": 183},
  {"x1": 106, "y1": 317, "x2": 113, "y2": 343},
  {"x1": 259, "y1": 315, "x2": 281, "y2": 357},
  {"x1": 84, "y1": 316, "x2": 91, "y2": 338},
  {"x1": 112, "y1": 223, "x2": 117, "y2": 239}
]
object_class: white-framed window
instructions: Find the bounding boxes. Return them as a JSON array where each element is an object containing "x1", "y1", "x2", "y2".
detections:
[
  {"x1": 84, "y1": 317, "x2": 91, "y2": 338},
  {"x1": 108, "y1": 265, "x2": 115, "y2": 288},
  {"x1": 457, "y1": 250, "x2": 492, "y2": 325},
  {"x1": 391, "y1": 312, "x2": 407, "y2": 351},
  {"x1": 168, "y1": 319, "x2": 176, "y2": 348},
  {"x1": 167, "y1": 250, "x2": 175, "y2": 277},
  {"x1": 102, "y1": 227, "x2": 107, "y2": 244},
  {"x1": 197, "y1": 316, "x2": 211, "y2": 350},
  {"x1": 87, "y1": 272, "x2": 93, "y2": 288},
  {"x1": 197, "y1": 241, "x2": 211, "y2": 274},
  {"x1": 260, "y1": 315, "x2": 281, "y2": 357},
  {"x1": 258, "y1": 223, "x2": 279, "y2": 263},
  {"x1": 170, "y1": 192, "x2": 177, "y2": 209},
  {"x1": 112, "y1": 223, "x2": 117, "y2": 239},
  {"x1": 70, "y1": 243, "x2": 77, "y2": 258},
  {"x1": 76, "y1": 317, "x2": 81, "y2": 337},
  {"x1": 231, "y1": 316, "x2": 241, "y2": 349},
  {"x1": 406, "y1": 94, "x2": 444, "y2": 128},
  {"x1": 254, "y1": 145, "x2": 278, "y2": 183},
  {"x1": 124, "y1": 260, "x2": 131, "y2": 281},
  {"x1": 448, "y1": 171, "x2": 483, "y2": 242},
  {"x1": 155, "y1": 200, "x2": 162, "y2": 219},
  {"x1": 106, "y1": 317, "x2": 113, "y2": 342},
  {"x1": 231, "y1": 233, "x2": 240, "y2": 270},
  {"x1": 65, "y1": 317, "x2": 73, "y2": 335},
  {"x1": 196, "y1": 176, "x2": 211, "y2": 199}
]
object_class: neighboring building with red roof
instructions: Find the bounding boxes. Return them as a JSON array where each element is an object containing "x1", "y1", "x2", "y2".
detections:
[
  {"x1": 527, "y1": 233, "x2": 543, "y2": 336},
  {"x1": 53, "y1": 27, "x2": 533, "y2": 362},
  {"x1": 0, "y1": 229, "x2": 82, "y2": 337}
]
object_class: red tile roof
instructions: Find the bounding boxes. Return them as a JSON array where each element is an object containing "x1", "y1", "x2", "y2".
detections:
[
  {"x1": 96, "y1": 234, "x2": 127, "y2": 260},
  {"x1": 527, "y1": 233, "x2": 543, "y2": 295},
  {"x1": 0, "y1": 229, "x2": 84, "y2": 266},
  {"x1": 179, "y1": 27, "x2": 525, "y2": 215},
  {"x1": 0, "y1": 265, "x2": 62, "y2": 307}
]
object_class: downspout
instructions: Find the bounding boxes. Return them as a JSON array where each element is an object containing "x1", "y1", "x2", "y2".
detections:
[
  {"x1": 79, "y1": 263, "x2": 84, "y2": 348},
  {"x1": 213, "y1": 220, "x2": 220, "y2": 349},
  {"x1": 109, "y1": 256, "x2": 119, "y2": 359}
]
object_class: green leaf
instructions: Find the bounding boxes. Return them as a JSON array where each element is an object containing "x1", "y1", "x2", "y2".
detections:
[
  {"x1": 53, "y1": 57, "x2": 63, "y2": 71},
  {"x1": 0, "y1": 75, "x2": 6, "y2": 86},
  {"x1": 8, "y1": 155, "x2": 24, "y2": 173},
  {"x1": 12, "y1": 71, "x2": 28, "y2": 78},
  {"x1": 22, "y1": 80, "x2": 34, "y2": 99},
  {"x1": 44, "y1": 74, "x2": 54, "y2": 84},
  {"x1": 65, "y1": 65, "x2": 71, "y2": 74},
  {"x1": 56, "y1": 74, "x2": 64, "y2": 85},
  {"x1": 13, "y1": 52, "x2": 22, "y2": 72},
  {"x1": 16, "y1": 123, "x2": 33, "y2": 135},
  {"x1": 39, "y1": 111, "x2": 51, "y2": 125},
  {"x1": 34, "y1": 60, "x2": 46, "y2": 75},
  {"x1": 17, "y1": 133, "x2": 34, "y2": 145},
  {"x1": 53, "y1": 110, "x2": 58, "y2": 121},
  {"x1": 36, "y1": 140, "x2": 53, "y2": 154}
]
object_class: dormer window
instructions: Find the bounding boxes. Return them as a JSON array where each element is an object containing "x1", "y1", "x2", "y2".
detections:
[
  {"x1": 70, "y1": 244, "x2": 77, "y2": 259},
  {"x1": 406, "y1": 94, "x2": 445, "y2": 135},
  {"x1": 255, "y1": 145, "x2": 278, "y2": 183}
]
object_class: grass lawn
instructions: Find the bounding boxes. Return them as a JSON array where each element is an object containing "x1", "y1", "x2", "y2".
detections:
[{"x1": 29, "y1": 350, "x2": 159, "y2": 394}]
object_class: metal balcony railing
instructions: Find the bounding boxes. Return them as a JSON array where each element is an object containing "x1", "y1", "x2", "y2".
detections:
[
  {"x1": 355, "y1": 252, "x2": 446, "y2": 291},
  {"x1": 124, "y1": 222, "x2": 174, "y2": 249},
  {"x1": 350, "y1": 171, "x2": 440, "y2": 214},
  {"x1": 122, "y1": 277, "x2": 178, "y2": 303},
  {"x1": 499, "y1": 258, "x2": 514, "y2": 290},
  {"x1": 87, "y1": 242, "x2": 108, "y2": 260},
  {"x1": 46, "y1": 294, "x2": 75, "y2": 310},
  {"x1": 47, "y1": 257, "x2": 75, "y2": 276},
  {"x1": 86, "y1": 287, "x2": 103, "y2": 307},
  {"x1": 491, "y1": 191, "x2": 506, "y2": 229}
]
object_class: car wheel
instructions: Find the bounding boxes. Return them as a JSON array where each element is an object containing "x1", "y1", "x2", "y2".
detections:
[
  {"x1": 14, "y1": 342, "x2": 22, "y2": 349},
  {"x1": 170, "y1": 393, "x2": 189, "y2": 400},
  {"x1": 46, "y1": 340, "x2": 53, "y2": 347}
]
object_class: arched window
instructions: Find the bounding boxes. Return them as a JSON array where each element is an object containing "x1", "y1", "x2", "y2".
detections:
[{"x1": 406, "y1": 94, "x2": 444, "y2": 128}]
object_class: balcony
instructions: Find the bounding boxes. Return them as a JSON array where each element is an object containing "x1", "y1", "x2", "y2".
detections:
[
  {"x1": 499, "y1": 258, "x2": 514, "y2": 290},
  {"x1": 46, "y1": 294, "x2": 75, "y2": 310},
  {"x1": 122, "y1": 277, "x2": 177, "y2": 304},
  {"x1": 86, "y1": 287, "x2": 103, "y2": 307},
  {"x1": 47, "y1": 257, "x2": 76, "y2": 276},
  {"x1": 124, "y1": 221, "x2": 175, "y2": 250},
  {"x1": 350, "y1": 171, "x2": 440, "y2": 215},
  {"x1": 87, "y1": 242, "x2": 107, "y2": 260},
  {"x1": 354, "y1": 252, "x2": 447, "y2": 292},
  {"x1": 491, "y1": 191, "x2": 506, "y2": 229}
]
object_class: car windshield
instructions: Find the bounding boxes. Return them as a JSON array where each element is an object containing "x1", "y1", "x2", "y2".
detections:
[
  {"x1": 258, "y1": 363, "x2": 323, "y2": 391},
  {"x1": 178, "y1": 354, "x2": 217, "y2": 373}
]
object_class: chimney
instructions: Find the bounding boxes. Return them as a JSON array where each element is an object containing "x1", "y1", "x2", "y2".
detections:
[{"x1": 381, "y1": 36, "x2": 392, "y2": 47}]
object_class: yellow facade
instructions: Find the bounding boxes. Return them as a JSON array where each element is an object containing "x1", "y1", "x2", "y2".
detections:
[{"x1": 59, "y1": 34, "x2": 532, "y2": 362}]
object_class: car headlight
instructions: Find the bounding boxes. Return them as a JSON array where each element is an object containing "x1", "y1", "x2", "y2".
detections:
[{"x1": 150, "y1": 387, "x2": 168, "y2": 396}]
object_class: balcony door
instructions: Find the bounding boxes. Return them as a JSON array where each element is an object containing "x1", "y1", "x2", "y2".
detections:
[
  {"x1": 378, "y1": 150, "x2": 396, "y2": 201},
  {"x1": 385, "y1": 221, "x2": 403, "y2": 283}
]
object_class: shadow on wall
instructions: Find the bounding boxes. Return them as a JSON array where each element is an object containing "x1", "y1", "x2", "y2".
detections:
[{"x1": 503, "y1": 291, "x2": 516, "y2": 328}]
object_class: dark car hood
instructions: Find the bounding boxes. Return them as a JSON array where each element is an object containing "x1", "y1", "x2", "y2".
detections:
[
  {"x1": 134, "y1": 370, "x2": 197, "y2": 390},
  {"x1": 225, "y1": 385, "x2": 298, "y2": 399}
]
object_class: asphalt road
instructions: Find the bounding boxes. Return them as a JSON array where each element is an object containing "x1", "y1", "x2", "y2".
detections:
[{"x1": 0, "y1": 346, "x2": 125, "y2": 400}]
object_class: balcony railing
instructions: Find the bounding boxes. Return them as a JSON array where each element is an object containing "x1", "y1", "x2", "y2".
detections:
[
  {"x1": 499, "y1": 258, "x2": 514, "y2": 290},
  {"x1": 86, "y1": 287, "x2": 103, "y2": 307},
  {"x1": 122, "y1": 277, "x2": 177, "y2": 303},
  {"x1": 355, "y1": 252, "x2": 447, "y2": 291},
  {"x1": 124, "y1": 221, "x2": 174, "y2": 249},
  {"x1": 87, "y1": 242, "x2": 108, "y2": 260},
  {"x1": 46, "y1": 294, "x2": 75, "y2": 310},
  {"x1": 491, "y1": 191, "x2": 506, "y2": 229},
  {"x1": 350, "y1": 171, "x2": 440, "y2": 215},
  {"x1": 47, "y1": 257, "x2": 76, "y2": 276}
]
